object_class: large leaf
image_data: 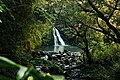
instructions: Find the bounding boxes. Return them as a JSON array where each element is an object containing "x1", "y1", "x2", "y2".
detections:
[{"x1": 0, "y1": 56, "x2": 64, "y2": 80}]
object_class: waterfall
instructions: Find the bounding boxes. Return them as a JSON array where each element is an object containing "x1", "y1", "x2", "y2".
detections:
[
  {"x1": 53, "y1": 28, "x2": 58, "y2": 46},
  {"x1": 53, "y1": 27, "x2": 65, "y2": 53},
  {"x1": 38, "y1": 27, "x2": 82, "y2": 53},
  {"x1": 53, "y1": 27, "x2": 65, "y2": 46}
]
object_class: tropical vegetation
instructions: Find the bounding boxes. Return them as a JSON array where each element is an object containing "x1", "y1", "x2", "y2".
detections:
[{"x1": 0, "y1": 0, "x2": 120, "y2": 80}]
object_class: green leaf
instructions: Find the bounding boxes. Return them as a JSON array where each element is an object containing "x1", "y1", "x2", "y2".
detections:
[
  {"x1": 0, "y1": 19, "x2": 2, "y2": 23},
  {"x1": 0, "y1": 6, "x2": 3, "y2": 12},
  {"x1": 51, "y1": 75, "x2": 65, "y2": 80},
  {"x1": 0, "y1": 56, "x2": 64, "y2": 80}
]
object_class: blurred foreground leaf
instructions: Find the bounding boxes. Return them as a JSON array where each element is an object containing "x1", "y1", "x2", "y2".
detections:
[{"x1": 0, "y1": 56, "x2": 64, "y2": 80}]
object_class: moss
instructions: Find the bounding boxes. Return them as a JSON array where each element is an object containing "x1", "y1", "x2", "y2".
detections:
[
  {"x1": 0, "y1": 0, "x2": 52, "y2": 54},
  {"x1": 0, "y1": 0, "x2": 53, "y2": 67}
]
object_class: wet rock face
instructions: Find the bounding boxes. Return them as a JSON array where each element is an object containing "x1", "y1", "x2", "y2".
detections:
[
  {"x1": 32, "y1": 50, "x2": 83, "y2": 77},
  {"x1": 34, "y1": 50, "x2": 82, "y2": 65}
]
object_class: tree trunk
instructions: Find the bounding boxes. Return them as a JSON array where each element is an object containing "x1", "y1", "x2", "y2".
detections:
[{"x1": 84, "y1": 29, "x2": 93, "y2": 64}]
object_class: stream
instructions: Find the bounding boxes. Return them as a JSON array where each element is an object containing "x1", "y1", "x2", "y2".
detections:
[{"x1": 34, "y1": 27, "x2": 84, "y2": 80}]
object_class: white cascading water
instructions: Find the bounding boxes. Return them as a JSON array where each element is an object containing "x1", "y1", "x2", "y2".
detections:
[
  {"x1": 53, "y1": 27, "x2": 65, "y2": 46},
  {"x1": 53, "y1": 27, "x2": 65, "y2": 52},
  {"x1": 53, "y1": 27, "x2": 58, "y2": 46}
]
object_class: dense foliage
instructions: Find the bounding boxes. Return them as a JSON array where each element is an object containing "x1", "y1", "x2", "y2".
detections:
[
  {"x1": 0, "y1": 0, "x2": 120, "y2": 80},
  {"x1": 0, "y1": 0, "x2": 53, "y2": 55},
  {"x1": 0, "y1": 0, "x2": 56, "y2": 68},
  {"x1": 43, "y1": 0, "x2": 120, "y2": 63},
  {"x1": 42, "y1": 0, "x2": 120, "y2": 79},
  {"x1": 0, "y1": 56, "x2": 64, "y2": 80}
]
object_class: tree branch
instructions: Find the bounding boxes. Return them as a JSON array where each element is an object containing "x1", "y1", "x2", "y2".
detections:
[
  {"x1": 78, "y1": 20, "x2": 105, "y2": 33},
  {"x1": 108, "y1": 0, "x2": 119, "y2": 20},
  {"x1": 87, "y1": 0, "x2": 120, "y2": 39},
  {"x1": 68, "y1": 24, "x2": 83, "y2": 37},
  {"x1": 97, "y1": 18, "x2": 116, "y2": 40},
  {"x1": 103, "y1": 1, "x2": 120, "y2": 10},
  {"x1": 79, "y1": 20, "x2": 117, "y2": 42},
  {"x1": 77, "y1": 2, "x2": 94, "y2": 13},
  {"x1": 87, "y1": 0, "x2": 107, "y2": 21}
]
